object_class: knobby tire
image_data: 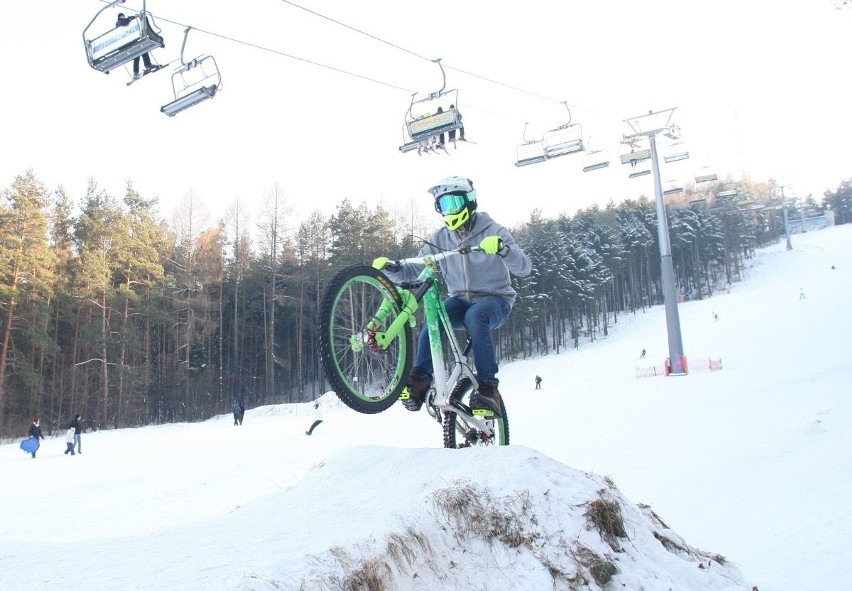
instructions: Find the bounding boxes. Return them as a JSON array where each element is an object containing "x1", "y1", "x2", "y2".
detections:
[
  {"x1": 317, "y1": 265, "x2": 412, "y2": 414},
  {"x1": 442, "y1": 378, "x2": 510, "y2": 448}
]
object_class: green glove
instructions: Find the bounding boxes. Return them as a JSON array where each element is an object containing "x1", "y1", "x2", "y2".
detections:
[
  {"x1": 372, "y1": 256, "x2": 390, "y2": 270},
  {"x1": 479, "y1": 235, "x2": 504, "y2": 255}
]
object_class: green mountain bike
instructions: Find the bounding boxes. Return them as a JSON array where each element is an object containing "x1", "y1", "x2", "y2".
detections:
[{"x1": 317, "y1": 247, "x2": 509, "y2": 448}]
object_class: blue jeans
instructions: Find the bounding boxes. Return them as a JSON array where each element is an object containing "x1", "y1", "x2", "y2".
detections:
[
  {"x1": 74, "y1": 433, "x2": 81, "y2": 453},
  {"x1": 413, "y1": 295, "x2": 511, "y2": 385}
]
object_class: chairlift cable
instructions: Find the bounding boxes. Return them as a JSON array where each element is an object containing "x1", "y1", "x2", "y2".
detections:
[
  {"x1": 91, "y1": 0, "x2": 412, "y2": 93},
  {"x1": 280, "y1": 0, "x2": 431, "y2": 62},
  {"x1": 164, "y1": 22, "x2": 413, "y2": 93},
  {"x1": 278, "y1": 0, "x2": 594, "y2": 112},
  {"x1": 90, "y1": 1, "x2": 590, "y2": 121}
]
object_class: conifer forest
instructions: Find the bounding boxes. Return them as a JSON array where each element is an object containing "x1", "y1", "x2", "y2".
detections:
[{"x1": 1, "y1": 169, "x2": 850, "y2": 437}]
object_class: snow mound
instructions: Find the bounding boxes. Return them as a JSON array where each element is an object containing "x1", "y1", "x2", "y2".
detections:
[{"x1": 232, "y1": 446, "x2": 755, "y2": 591}]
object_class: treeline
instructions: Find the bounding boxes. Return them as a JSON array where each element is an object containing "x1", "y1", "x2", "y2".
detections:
[{"x1": 1, "y1": 169, "x2": 849, "y2": 437}]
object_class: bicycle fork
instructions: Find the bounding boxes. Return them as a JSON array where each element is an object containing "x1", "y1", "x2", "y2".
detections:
[{"x1": 348, "y1": 287, "x2": 418, "y2": 353}]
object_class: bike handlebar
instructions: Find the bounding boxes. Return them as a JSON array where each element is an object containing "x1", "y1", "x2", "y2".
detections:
[{"x1": 388, "y1": 246, "x2": 484, "y2": 271}]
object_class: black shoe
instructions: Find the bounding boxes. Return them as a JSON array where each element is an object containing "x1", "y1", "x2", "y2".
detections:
[
  {"x1": 469, "y1": 382, "x2": 502, "y2": 418},
  {"x1": 399, "y1": 368, "x2": 431, "y2": 411}
]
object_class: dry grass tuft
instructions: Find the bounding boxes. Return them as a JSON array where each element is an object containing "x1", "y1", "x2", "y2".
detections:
[
  {"x1": 589, "y1": 557, "x2": 618, "y2": 586},
  {"x1": 431, "y1": 482, "x2": 536, "y2": 548},
  {"x1": 575, "y1": 546, "x2": 619, "y2": 587},
  {"x1": 385, "y1": 526, "x2": 431, "y2": 568},
  {"x1": 344, "y1": 558, "x2": 392, "y2": 591},
  {"x1": 312, "y1": 547, "x2": 394, "y2": 591},
  {"x1": 586, "y1": 498, "x2": 627, "y2": 550}
]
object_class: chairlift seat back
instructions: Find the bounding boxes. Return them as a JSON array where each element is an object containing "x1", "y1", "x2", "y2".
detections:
[
  {"x1": 515, "y1": 141, "x2": 547, "y2": 167},
  {"x1": 664, "y1": 151, "x2": 690, "y2": 163},
  {"x1": 620, "y1": 149, "x2": 651, "y2": 165},
  {"x1": 541, "y1": 125, "x2": 584, "y2": 158},
  {"x1": 161, "y1": 55, "x2": 222, "y2": 116},
  {"x1": 407, "y1": 110, "x2": 461, "y2": 141},
  {"x1": 87, "y1": 17, "x2": 164, "y2": 74},
  {"x1": 582, "y1": 148, "x2": 610, "y2": 172}
]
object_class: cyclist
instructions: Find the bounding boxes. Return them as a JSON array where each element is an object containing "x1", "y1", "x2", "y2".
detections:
[{"x1": 373, "y1": 176, "x2": 531, "y2": 417}]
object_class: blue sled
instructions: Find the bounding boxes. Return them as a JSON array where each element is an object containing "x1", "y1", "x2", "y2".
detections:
[{"x1": 20, "y1": 437, "x2": 40, "y2": 454}]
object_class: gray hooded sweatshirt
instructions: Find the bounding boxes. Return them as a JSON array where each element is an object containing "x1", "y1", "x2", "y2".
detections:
[{"x1": 386, "y1": 211, "x2": 532, "y2": 308}]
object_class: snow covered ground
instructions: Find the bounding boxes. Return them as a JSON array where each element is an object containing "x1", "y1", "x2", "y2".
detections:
[{"x1": 1, "y1": 224, "x2": 850, "y2": 591}]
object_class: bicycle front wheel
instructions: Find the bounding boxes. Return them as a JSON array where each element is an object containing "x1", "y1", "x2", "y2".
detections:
[{"x1": 317, "y1": 264, "x2": 413, "y2": 414}]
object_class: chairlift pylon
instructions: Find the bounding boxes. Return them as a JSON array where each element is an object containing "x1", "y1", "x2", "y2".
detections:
[
  {"x1": 83, "y1": 0, "x2": 164, "y2": 75},
  {"x1": 161, "y1": 27, "x2": 222, "y2": 117},
  {"x1": 399, "y1": 59, "x2": 465, "y2": 154}
]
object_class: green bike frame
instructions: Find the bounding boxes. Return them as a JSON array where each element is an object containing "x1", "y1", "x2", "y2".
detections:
[{"x1": 370, "y1": 252, "x2": 478, "y2": 403}]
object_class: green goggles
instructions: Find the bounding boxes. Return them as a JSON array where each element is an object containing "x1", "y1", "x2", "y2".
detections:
[{"x1": 435, "y1": 192, "x2": 468, "y2": 215}]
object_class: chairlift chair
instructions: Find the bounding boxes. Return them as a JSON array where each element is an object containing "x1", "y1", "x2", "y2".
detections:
[
  {"x1": 581, "y1": 138, "x2": 610, "y2": 172},
  {"x1": 695, "y1": 165, "x2": 718, "y2": 184},
  {"x1": 662, "y1": 137, "x2": 690, "y2": 163},
  {"x1": 540, "y1": 102, "x2": 584, "y2": 158},
  {"x1": 542, "y1": 123, "x2": 584, "y2": 158},
  {"x1": 512, "y1": 123, "x2": 545, "y2": 167},
  {"x1": 83, "y1": 0, "x2": 164, "y2": 75},
  {"x1": 515, "y1": 140, "x2": 547, "y2": 167},
  {"x1": 663, "y1": 179, "x2": 684, "y2": 195},
  {"x1": 664, "y1": 150, "x2": 690, "y2": 163},
  {"x1": 161, "y1": 28, "x2": 222, "y2": 117},
  {"x1": 403, "y1": 101, "x2": 461, "y2": 140},
  {"x1": 582, "y1": 150, "x2": 610, "y2": 172},
  {"x1": 399, "y1": 59, "x2": 464, "y2": 153}
]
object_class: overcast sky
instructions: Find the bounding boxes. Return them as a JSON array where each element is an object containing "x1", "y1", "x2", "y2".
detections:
[{"x1": 1, "y1": 0, "x2": 849, "y2": 228}]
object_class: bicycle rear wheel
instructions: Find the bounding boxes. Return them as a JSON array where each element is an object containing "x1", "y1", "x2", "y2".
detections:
[
  {"x1": 317, "y1": 264, "x2": 413, "y2": 414},
  {"x1": 442, "y1": 379, "x2": 510, "y2": 447}
]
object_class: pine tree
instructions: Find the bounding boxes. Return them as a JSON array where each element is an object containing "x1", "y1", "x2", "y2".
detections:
[{"x1": 0, "y1": 170, "x2": 57, "y2": 435}]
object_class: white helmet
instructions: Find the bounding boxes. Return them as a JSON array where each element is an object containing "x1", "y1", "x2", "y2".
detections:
[{"x1": 427, "y1": 176, "x2": 478, "y2": 231}]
